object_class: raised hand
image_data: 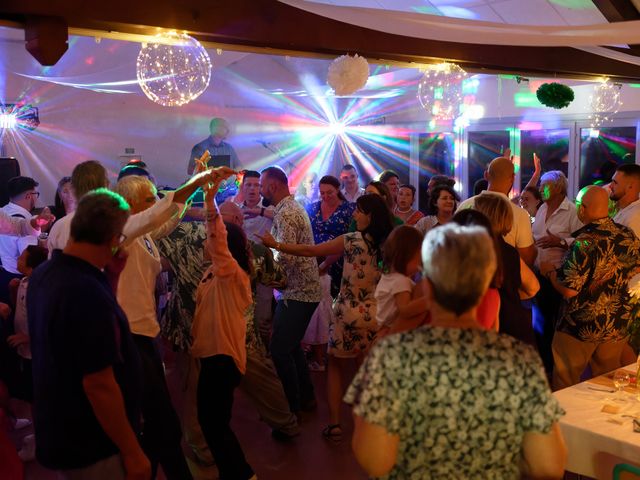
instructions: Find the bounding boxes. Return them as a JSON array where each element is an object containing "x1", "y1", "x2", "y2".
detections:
[
  {"x1": 194, "y1": 151, "x2": 211, "y2": 174},
  {"x1": 533, "y1": 153, "x2": 542, "y2": 173},
  {"x1": 32, "y1": 207, "x2": 55, "y2": 229}
]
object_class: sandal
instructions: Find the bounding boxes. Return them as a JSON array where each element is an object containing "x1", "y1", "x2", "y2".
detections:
[{"x1": 322, "y1": 424, "x2": 343, "y2": 443}]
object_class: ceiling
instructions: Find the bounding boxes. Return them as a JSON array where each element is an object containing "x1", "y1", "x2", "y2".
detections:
[
  {"x1": 1, "y1": 0, "x2": 640, "y2": 81},
  {"x1": 306, "y1": 0, "x2": 610, "y2": 26}
]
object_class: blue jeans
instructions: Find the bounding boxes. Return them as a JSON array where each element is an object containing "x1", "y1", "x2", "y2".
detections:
[{"x1": 270, "y1": 300, "x2": 318, "y2": 412}]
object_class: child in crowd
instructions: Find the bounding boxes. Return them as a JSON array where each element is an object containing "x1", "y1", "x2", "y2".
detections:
[
  {"x1": 6, "y1": 245, "x2": 48, "y2": 462},
  {"x1": 374, "y1": 226, "x2": 429, "y2": 337}
]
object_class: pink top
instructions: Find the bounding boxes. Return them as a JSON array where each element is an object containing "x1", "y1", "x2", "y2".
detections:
[
  {"x1": 190, "y1": 209, "x2": 253, "y2": 374},
  {"x1": 476, "y1": 288, "x2": 500, "y2": 330}
]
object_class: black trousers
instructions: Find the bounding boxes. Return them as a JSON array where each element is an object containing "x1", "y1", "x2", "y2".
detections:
[
  {"x1": 132, "y1": 334, "x2": 192, "y2": 480},
  {"x1": 198, "y1": 354, "x2": 254, "y2": 480},
  {"x1": 533, "y1": 274, "x2": 563, "y2": 375}
]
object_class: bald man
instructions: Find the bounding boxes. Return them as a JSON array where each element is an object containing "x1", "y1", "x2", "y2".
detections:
[
  {"x1": 540, "y1": 185, "x2": 640, "y2": 389},
  {"x1": 458, "y1": 156, "x2": 537, "y2": 266}
]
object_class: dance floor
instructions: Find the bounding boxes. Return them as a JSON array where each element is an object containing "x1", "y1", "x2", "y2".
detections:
[{"x1": 16, "y1": 349, "x2": 367, "y2": 480}]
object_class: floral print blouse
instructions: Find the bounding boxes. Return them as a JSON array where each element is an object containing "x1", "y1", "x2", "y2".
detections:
[
  {"x1": 557, "y1": 217, "x2": 640, "y2": 342},
  {"x1": 345, "y1": 326, "x2": 564, "y2": 480}
]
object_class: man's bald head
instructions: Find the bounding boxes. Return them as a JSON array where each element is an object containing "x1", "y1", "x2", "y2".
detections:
[
  {"x1": 485, "y1": 157, "x2": 515, "y2": 195},
  {"x1": 219, "y1": 200, "x2": 244, "y2": 227},
  {"x1": 576, "y1": 185, "x2": 610, "y2": 223}
]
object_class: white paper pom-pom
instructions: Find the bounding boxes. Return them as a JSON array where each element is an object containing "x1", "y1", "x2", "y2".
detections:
[
  {"x1": 327, "y1": 54, "x2": 370, "y2": 96},
  {"x1": 629, "y1": 273, "x2": 640, "y2": 299}
]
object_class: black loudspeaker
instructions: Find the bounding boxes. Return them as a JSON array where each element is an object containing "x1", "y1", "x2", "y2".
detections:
[{"x1": 0, "y1": 158, "x2": 21, "y2": 207}]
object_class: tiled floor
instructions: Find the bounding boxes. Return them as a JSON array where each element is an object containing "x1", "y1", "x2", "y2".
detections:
[{"x1": 14, "y1": 356, "x2": 367, "y2": 480}]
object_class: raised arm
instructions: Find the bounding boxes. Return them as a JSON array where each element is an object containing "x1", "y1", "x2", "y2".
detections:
[
  {"x1": 524, "y1": 152, "x2": 543, "y2": 191},
  {"x1": 204, "y1": 167, "x2": 242, "y2": 277},
  {"x1": 259, "y1": 230, "x2": 345, "y2": 258}
]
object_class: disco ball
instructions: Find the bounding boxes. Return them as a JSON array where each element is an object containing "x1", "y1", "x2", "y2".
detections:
[
  {"x1": 417, "y1": 63, "x2": 467, "y2": 120},
  {"x1": 136, "y1": 31, "x2": 212, "y2": 107}
]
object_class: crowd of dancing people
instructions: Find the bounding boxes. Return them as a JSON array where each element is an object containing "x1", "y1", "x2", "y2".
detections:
[{"x1": 1, "y1": 141, "x2": 640, "y2": 479}]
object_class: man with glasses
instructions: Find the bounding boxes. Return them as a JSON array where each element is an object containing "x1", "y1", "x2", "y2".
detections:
[{"x1": 0, "y1": 177, "x2": 43, "y2": 302}]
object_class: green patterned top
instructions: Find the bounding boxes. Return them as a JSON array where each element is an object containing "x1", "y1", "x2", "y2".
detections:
[{"x1": 557, "y1": 217, "x2": 640, "y2": 342}]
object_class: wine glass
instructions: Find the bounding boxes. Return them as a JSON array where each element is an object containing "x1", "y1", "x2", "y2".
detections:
[{"x1": 613, "y1": 370, "x2": 630, "y2": 401}]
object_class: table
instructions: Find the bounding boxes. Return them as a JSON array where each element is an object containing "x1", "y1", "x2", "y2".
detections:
[{"x1": 553, "y1": 365, "x2": 640, "y2": 479}]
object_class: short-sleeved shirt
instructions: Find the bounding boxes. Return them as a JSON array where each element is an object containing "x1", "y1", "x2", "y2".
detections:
[
  {"x1": 272, "y1": 195, "x2": 321, "y2": 303},
  {"x1": 614, "y1": 198, "x2": 640, "y2": 239},
  {"x1": 458, "y1": 191, "x2": 535, "y2": 249},
  {"x1": 0, "y1": 202, "x2": 38, "y2": 273},
  {"x1": 27, "y1": 252, "x2": 141, "y2": 470},
  {"x1": 345, "y1": 327, "x2": 564, "y2": 480},
  {"x1": 374, "y1": 272, "x2": 415, "y2": 327},
  {"x1": 557, "y1": 217, "x2": 640, "y2": 342},
  {"x1": 532, "y1": 197, "x2": 582, "y2": 269}
]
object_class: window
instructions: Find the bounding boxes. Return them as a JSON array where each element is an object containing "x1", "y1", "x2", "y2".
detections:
[
  {"x1": 579, "y1": 126, "x2": 637, "y2": 189},
  {"x1": 467, "y1": 130, "x2": 510, "y2": 197},
  {"x1": 520, "y1": 129, "x2": 569, "y2": 190},
  {"x1": 417, "y1": 132, "x2": 455, "y2": 212}
]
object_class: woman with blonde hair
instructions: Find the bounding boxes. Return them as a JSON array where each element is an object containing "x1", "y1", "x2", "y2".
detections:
[{"x1": 474, "y1": 194, "x2": 540, "y2": 346}]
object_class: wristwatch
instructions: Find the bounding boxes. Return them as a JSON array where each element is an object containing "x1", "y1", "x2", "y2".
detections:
[{"x1": 559, "y1": 238, "x2": 567, "y2": 248}]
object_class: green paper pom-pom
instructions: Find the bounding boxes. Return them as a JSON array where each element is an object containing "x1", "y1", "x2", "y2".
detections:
[{"x1": 536, "y1": 83, "x2": 575, "y2": 109}]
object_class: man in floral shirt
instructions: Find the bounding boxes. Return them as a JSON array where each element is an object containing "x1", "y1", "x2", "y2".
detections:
[
  {"x1": 541, "y1": 185, "x2": 640, "y2": 389},
  {"x1": 259, "y1": 166, "x2": 321, "y2": 414}
]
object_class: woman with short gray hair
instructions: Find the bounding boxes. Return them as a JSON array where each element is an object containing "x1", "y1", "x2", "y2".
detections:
[{"x1": 346, "y1": 224, "x2": 566, "y2": 480}]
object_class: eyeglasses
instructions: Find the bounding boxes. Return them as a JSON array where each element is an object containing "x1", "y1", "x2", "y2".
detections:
[{"x1": 26, "y1": 191, "x2": 40, "y2": 198}]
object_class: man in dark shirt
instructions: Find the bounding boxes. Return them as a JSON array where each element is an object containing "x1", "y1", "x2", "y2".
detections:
[
  {"x1": 28, "y1": 188, "x2": 150, "y2": 479},
  {"x1": 187, "y1": 117, "x2": 239, "y2": 175}
]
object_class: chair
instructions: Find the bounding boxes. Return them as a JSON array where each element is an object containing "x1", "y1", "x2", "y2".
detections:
[{"x1": 613, "y1": 463, "x2": 640, "y2": 479}]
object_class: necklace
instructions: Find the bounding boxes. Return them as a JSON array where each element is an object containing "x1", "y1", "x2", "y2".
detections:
[{"x1": 395, "y1": 205, "x2": 412, "y2": 214}]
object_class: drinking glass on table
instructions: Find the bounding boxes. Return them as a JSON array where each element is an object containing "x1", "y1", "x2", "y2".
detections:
[{"x1": 613, "y1": 370, "x2": 630, "y2": 401}]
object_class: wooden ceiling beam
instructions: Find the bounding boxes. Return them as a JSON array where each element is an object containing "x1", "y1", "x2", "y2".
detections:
[{"x1": 2, "y1": 0, "x2": 640, "y2": 81}]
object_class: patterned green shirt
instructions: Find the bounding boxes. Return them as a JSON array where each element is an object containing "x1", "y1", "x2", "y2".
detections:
[
  {"x1": 345, "y1": 327, "x2": 563, "y2": 479},
  {"x1": 157, "y1": 221, "x2": 287, "y2": 352},
  {"x1": 557, "y1": 217, "x2": 640, "y2": 342}
]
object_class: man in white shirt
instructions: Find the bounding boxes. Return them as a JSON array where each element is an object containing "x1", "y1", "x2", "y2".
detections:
[
  {"x1": 610, "y1": 163, "x2": 640, "y2": 238},
  {"x1": 0, "y1": 176, "x2": 43, "y2": 303},
  {"x1": 113, "y1": 175, "x2": 191, "y2": 479},
  {"x1": 238, "y1": 170, "x2": 273, "y2": 242},
  {"x1": 49, "y1": 158, "x2": 216, "y2": 256},
  {"x1": 0, "y1": 177, "x2": 40, "y2": 273},
  {"x1": 531, "y1": 170, "x2": 582, "y2": 375},
  {"x1": 237, "y1": 170, "x2": 275, "y2": 348},
  {"x1": 458, "y1": 156, "x2": 537, "y2": 266},
  {"x1": 340, "y1": 164, "x2": 365, "y2": 203}
]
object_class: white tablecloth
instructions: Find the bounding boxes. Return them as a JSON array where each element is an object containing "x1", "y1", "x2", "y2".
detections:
[{"x1": 553, "y1": 365, "x2": 640, "y2": 479}]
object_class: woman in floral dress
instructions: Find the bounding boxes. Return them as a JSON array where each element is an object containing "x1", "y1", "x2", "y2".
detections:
[
  {"x1": 345, "y1": 224, "x2": 566, "y2": 479},
  {"x1": 259, "y1": 194, "x2": 394, "y2": 442}
]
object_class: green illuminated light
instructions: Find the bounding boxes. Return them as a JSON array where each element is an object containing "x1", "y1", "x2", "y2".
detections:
[{"x1": 514, "y1": 92, "x2": 543, "y2": 108}]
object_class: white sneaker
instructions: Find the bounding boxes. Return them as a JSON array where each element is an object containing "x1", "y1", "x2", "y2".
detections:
[
  {"x1": 18, "y1": 434, "x2": 36, "y2": 462},
  {"x1": 14, "y1": 418, "x2": 32, "y2": 430}
]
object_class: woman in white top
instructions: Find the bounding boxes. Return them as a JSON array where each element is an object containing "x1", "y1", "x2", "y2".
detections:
[{"x1": 415, "y1": 184, "x2": 459, "y2": 236}]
